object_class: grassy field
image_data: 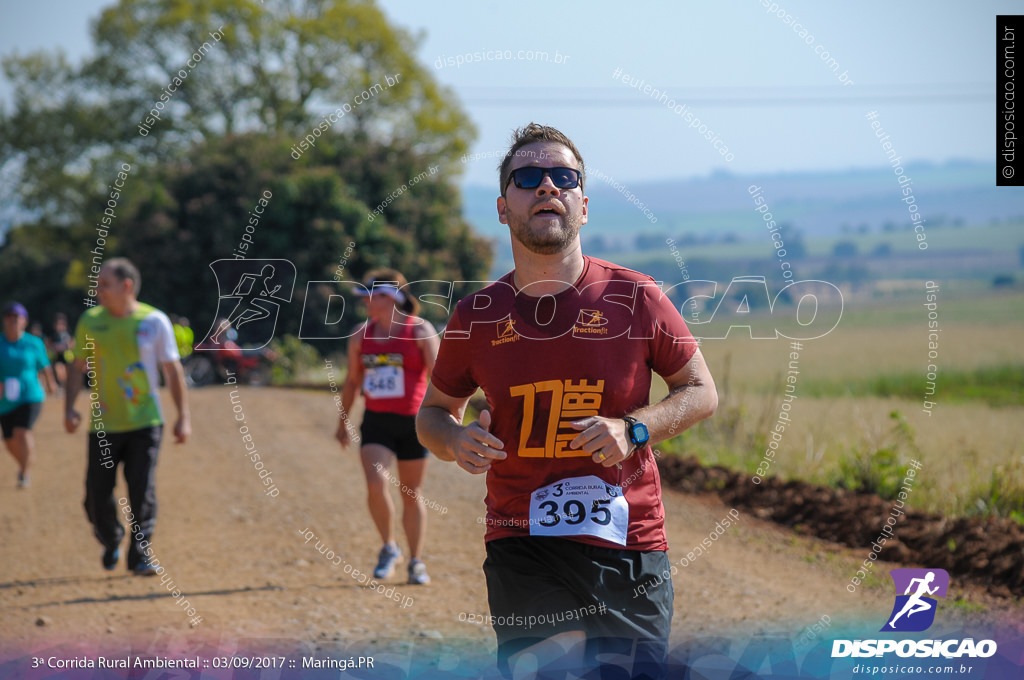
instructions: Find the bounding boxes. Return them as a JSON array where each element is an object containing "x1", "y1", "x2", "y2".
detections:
[
  {"x1": 657, "y1": 289, "x2": 1024, "y2": 520},
  {"x1": 691, "y1": 288, "x2": 1024, "y2": 391},
  {"x1": 303, "y1": 287, "x2": 1024, "y2": 521},
  {"x1": 608, "y1": 222, "x2": 1024, "y2": 264}
]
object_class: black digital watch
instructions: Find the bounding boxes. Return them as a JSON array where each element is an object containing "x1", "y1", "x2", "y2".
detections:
[{"x1": 622, "y1": 416, "x2": 650, "y2": 452}]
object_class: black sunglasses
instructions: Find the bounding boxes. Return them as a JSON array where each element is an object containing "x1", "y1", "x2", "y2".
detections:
[{"x1": 504, "y1": 166, "x2": 582, "y2": 192}]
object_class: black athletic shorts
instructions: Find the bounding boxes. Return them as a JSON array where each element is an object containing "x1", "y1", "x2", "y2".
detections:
[
  {"x1": 0, "y1": 402, "x2": 43, "y2": 439},
  {"x1": 483, "y1": 536, "x2": 673, "y2": 679},
  {"x1": 360, "y1": 410, "x2": 428, "y2": 461}
]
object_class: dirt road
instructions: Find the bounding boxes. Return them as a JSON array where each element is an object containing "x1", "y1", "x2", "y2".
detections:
[{"x1": 0, "y1": 386, "x2": 1012, "y2": 664}]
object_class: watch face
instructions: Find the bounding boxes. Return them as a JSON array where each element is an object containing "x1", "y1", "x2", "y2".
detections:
[{"x1": 633, "y1": 422, "x2": 650, "y2": 444}]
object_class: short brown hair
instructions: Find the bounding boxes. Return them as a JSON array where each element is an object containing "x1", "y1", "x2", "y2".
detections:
[
  {"x1": 103, "y1": 257, "x2": 141, "y2": 296},
  {"x1": 362, "y1": 267, "x2": 420, "y2": 316},
  {"x1": 498, "y1": 123, "x2": 586, "y2": 197}
]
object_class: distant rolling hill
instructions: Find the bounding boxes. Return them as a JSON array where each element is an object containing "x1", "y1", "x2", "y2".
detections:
[{"x1": 462, "y1": 160, "x2": 1017, "y2": 249}]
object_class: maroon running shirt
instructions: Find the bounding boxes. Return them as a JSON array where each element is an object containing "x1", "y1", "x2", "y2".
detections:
[{"x1": 430, "y1": 257, "x2": 698, "y2": 551}]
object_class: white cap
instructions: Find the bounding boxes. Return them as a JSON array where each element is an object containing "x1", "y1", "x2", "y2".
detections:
[{"x1": 356, "y1": 283, "x2": 406, "y2": 304}]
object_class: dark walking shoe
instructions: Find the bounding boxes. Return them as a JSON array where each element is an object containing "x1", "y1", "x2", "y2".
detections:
[
  {"x1": 102, "y1": 545, "x2": 120, "y2": 571},
  {"x1": 132, "y1": 554, "x2": 158, "y2": 577}
]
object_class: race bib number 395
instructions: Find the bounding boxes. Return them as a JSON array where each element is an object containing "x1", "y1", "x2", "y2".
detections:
[{"x1": 529, "y1": 475, "x2": 629, "y2": 546}]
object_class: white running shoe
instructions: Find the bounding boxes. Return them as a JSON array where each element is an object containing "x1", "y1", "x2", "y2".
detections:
[
  {"x1": 373, "y1": 542, "x2": 402, "y2": 579},
  {"x1": 407, "y1": 558, "x2": 430, "y2": 585}
]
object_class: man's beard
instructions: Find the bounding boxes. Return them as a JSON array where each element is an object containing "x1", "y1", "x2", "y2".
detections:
[{"x1": 507, "y1": 212, "x2": 582, "y2": 255}]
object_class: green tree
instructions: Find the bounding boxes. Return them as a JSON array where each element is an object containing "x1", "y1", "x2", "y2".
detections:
[{"x1": 0, "y1": 0, "x2": 489, "y2": 337}]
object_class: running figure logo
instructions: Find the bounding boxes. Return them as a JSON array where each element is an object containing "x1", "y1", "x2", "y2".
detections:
[
  {"x1": 201, "y1": 259, "x2": 296, "y2": 350},
  {"x1": 880, "y1": 568, "x2": 949, "y2": 632}
]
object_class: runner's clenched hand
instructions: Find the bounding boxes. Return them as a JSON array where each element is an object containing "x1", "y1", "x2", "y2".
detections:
[
  {"x1": 452, "y1": 409, "x2": 506, "y2": 474},
  {"x1": 568, "y1": 416, "x2": 632, "y2": 468}
]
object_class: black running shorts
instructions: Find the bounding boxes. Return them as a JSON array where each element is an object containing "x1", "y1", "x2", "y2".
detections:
[
  {"x1": 0, "y1": 402, "x2": 43, "y2": 439},
  {"x1": 360, "y1": 409, "x2": 428, "y2": 461},
  {"x1": 483, "y1": 536, "x2": 673, "y2": 678}
]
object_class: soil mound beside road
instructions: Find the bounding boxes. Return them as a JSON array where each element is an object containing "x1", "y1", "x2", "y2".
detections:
[{"x1": 658, "y1": 455, "x2": 1024, "y2": 598}]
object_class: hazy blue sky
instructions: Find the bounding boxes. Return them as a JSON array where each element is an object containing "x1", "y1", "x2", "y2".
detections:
[{"x1": 0, "y1": 1, "x2": 1010, "y2": 186}]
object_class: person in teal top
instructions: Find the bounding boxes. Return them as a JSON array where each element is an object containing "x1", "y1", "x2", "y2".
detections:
[
  {"x1": 65, "y1": 258, "x2": 191, "y2": 576},
  {"x1": 1, "y1": 302, "x2": 55, "y2": 489}
]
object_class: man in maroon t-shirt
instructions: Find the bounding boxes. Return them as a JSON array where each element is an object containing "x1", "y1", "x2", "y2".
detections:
[{"x1": 417, "y1": 124, "x2": 717, "y2": 679}]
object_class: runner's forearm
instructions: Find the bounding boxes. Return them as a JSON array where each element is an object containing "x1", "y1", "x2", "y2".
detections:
[
  {"x1": 415, "y1": 406, "x2": 464, "y2": 462},
  {"x1": 41, "y1": 367, "x2": 56, "y2": 395},
  {"x1": 628, "y1": 382, "x2": 717, "y2": 446},
  {"x1": 166, "y1": 361, "x2": 190, "y2": 420},
  {"x1": 341, "y1": 379, "x2": 359, "y2": 417},
  {"x1": 65, "y1": 361, "x2": 82, "y2": 411}
]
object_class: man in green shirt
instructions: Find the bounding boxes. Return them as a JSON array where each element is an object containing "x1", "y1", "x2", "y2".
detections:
[{"x1": 65, "y1": 258, "x2": 191, "y2": 575}]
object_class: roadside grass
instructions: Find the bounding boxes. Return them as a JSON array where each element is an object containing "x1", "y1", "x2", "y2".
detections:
[
  {"x1": 655, "y1": 352, "x2": 1024, "y2": 522},
  {"x1": 309, "y1": 289, "x2": 1024, "y2": 522},
  {"x1": 801, "y1": 364, "x2": 1024, "y2": 407}
]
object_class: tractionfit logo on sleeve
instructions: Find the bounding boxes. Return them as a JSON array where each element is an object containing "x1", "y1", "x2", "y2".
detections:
[{"x1": 881, "y1": 568, "x2": 948, "y2": 633}]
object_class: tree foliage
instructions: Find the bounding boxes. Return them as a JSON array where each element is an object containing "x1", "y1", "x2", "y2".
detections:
[{"x1": 0, "y1": 0, "x2": 489, "y2": 339}]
